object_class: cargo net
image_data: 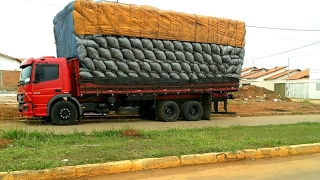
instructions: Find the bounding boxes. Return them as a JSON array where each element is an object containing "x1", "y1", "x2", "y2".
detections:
[{"x1": 77, "y1": 35, "x2": 244, "y2": 85}]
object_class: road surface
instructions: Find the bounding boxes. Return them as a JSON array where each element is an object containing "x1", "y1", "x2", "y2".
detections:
[
  {"x1": 74, "y1": 153, "x2": 320, "y2": 180},
  {"x1": 0, "y1": 114, "x2": 320, "y2": 133}
]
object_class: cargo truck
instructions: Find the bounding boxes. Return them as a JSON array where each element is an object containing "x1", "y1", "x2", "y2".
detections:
[{"x1": 17, "y1": 0, "x2": 246, "y2": 125}]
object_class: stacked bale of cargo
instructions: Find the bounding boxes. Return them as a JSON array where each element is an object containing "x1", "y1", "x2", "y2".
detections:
[
  {"x1": 53, "y1": 0, "x2": 246, "y2": 83},
  {"x1": 77, "y1": 35, "x2": 245, "y2": 80}
]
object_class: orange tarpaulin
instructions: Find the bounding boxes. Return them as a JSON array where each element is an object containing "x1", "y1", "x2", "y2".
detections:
[{"x1": 73, "y1": 0, "x2": 246, "y2": 48}]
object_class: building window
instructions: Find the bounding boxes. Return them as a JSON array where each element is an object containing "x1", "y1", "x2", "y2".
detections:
[{"x1": 316, "y1": 83, "x2": 320, "y2": 91}]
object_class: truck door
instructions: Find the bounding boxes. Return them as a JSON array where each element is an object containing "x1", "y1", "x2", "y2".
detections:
[{"x1": 32, "y1": 63, "x2": 63, "y2": 116}]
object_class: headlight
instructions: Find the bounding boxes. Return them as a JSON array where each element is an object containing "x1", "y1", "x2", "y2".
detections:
[{"x1": 17, "y1": 94, "x2": 24, "y2": 103}]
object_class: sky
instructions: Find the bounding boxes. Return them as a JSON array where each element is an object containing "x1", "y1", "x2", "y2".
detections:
[{"x1": 0, "y1": 0, "x2": 320, "y2": 70}]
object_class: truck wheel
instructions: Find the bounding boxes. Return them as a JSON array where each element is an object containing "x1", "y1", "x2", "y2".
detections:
[
  {"x1": 181, "y1": 101, "x2": 203, "y2": 121},
  {"x1": 156, "y1": 101, "x2": 179, "y2": 122},
  {"x1": 50, "y1": 101, "x2": 77, "y2": 125}
]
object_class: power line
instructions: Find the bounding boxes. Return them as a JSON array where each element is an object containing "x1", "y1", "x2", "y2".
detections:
[
  {"x1": 245, "y1": 40, "x2": 320, "y2": 61},
  {"x1": 246, "y1": 25, "x2": 320, "y2": 31},
  {"x1": 24, "y1": 0, "x2": 64, "y2": 7}
]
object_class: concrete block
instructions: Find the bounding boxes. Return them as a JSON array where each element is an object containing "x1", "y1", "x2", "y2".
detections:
[
  {"x1": 132, "y1": 156, "x2": 180, "y2": 171},
  {"x1": 244, "y1": 149, "x2": 260, "y2": 159},
  {"x1": 270, "y1": 146, "x2": 290, "y2": 157},
  {"x1": 181, "y1": 153, "x2": 219, "y2": 165},
  {"x1": 258, "y1": 148, "x2": 273, "y2": 158},
  {"x1": 225, "y1": 150, "x2": 244, "y2": 160}
]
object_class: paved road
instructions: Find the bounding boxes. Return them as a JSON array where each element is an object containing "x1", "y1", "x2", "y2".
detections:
[
  {"x1": 1, "y1": 114, "x2": 320, "y2": 133},
  {"x1": 75, "y1": 153, "x2": 320, "y2": 180}
]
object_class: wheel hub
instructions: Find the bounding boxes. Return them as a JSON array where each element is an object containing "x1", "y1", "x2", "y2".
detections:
[
  {"x1": 165, "y1": 107, "x2": 173, "y2": 117},
  {"x1": 58, "y1": 108, "x2": 71, "y2": 120},
  {"x1": 190, "y1": 107, "x2": 196, "y2": 116}
]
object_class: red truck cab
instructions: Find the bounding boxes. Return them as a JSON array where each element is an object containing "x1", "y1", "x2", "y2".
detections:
[{"x1": 17, "y1": 57, "x2": 79, "y2": 121}]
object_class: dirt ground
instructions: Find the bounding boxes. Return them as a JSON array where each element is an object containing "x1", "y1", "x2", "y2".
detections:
[
  {"x1": 225, "y1": 85, "x2": 320, "y2": 116},
  {"x1": 1, "y1": 85, "x2": 320, "y2": 120}
]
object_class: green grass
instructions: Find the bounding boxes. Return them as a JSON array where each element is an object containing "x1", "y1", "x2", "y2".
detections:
[{"x1": 1, "y1": 122, "x2": 320, "y2": 172}]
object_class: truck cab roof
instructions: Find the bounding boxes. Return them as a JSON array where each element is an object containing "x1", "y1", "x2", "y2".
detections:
[{"x1": 20, "y1": 56, "x2": 66, "y2": 68}]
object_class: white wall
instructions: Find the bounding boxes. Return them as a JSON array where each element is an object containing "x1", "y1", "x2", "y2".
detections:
[
  {"x1": 240, "y1": 80, "x2": 286, "y2": 91},
  {"x1": 287, "y1": 80, "x2": 320, "y2": 100},
  {"x1": 288, "y1": 82, "x2": 309, "y2": 99},
  {"x1": 0, "y1": 56, "x2": 21, "y2": 70},
  {"x1": 250, "y1": 81, "x2": 275, "y2": 91},
  {"x1": 308, "y1": 82, "x2": 320, "y2": 99}
]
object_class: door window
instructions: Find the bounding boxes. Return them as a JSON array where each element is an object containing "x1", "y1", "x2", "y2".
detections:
[{"x1": 35, "y1": 64, "x2": 59, "y2": 82}]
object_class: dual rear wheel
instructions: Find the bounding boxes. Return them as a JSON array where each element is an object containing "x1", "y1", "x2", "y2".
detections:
[
  {"x1": 155, "y1": 101, "x2": 204, "y2": 122},
  {"x1": 180, "y1": 101, "x2": 203, "y2": 121},
  {"x1": 156, "y1": 101, "x2": 180, "y2": 122}
]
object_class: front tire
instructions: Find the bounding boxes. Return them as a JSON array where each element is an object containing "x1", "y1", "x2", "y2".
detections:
[{"x1": 50, "y1": 101, "x2": 77, "y2": 125}]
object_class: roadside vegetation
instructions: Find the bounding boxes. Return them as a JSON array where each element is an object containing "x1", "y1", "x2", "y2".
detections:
[{"x1": 1, "y1": 122, "x2": 320, "y2": 172}]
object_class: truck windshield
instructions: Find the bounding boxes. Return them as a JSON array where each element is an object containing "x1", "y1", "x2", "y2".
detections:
[{"x1": 18, "y1": 65, "x2": 32, "y2": 85}]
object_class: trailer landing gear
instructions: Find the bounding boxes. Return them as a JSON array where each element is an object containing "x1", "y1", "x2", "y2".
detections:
[{"x1": 212, "y1": 99, "x2": 236, "y2": 115}]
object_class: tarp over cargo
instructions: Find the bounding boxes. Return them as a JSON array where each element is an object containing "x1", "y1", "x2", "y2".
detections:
[{"x1": 53, "y1": 0, "x2": 246, "y2": 59}]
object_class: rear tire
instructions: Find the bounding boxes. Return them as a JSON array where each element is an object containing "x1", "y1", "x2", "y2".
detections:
[
  {"x1": 181, "y1": 101, "x2": 203, "y2": 121},
  {"x1": 156, "y1": 101, "x2": 179, "y2": 122},
  {"x1": 50, "y1": 101, "x2": 77, "y2": 125}
]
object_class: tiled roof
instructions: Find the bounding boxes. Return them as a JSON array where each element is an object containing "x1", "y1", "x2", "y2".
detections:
[
  {"x1": 0, "y1": 53, "x2": 23, "y2": 62},
  {"x1": 242, "y1": 67, "x2": 256, "y2": 72},
  {"x1": 264, "y1": 69, "x2": 300, "y2": 80},
  {"x1": 240, "y1": 67, "x2": 266, "y2": 78},
  {"x1": 17, "y1": 58, "x2": 25, "y2": 62},
  {"x1": 284, "y1": 68, "x2": 309, "y2": 80},
  {"x1": 242, "y1": 66, "x2": 287, "y2": 79}
]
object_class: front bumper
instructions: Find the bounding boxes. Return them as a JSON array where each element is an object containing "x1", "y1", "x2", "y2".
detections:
[{"x1": 18, "y1": 103, "x2": 33, "y2": 117}]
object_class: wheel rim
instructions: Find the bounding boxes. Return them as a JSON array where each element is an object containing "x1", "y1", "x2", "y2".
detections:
[
  {"x1": 164, "y1": 106, "x2": 173, "y2": 117},
  {"x1": 189, "y1": 106, "x2": 196, "y2": 116},
  {"x1": 58, "y1": 108, "x2": 72, "y2": 120}
]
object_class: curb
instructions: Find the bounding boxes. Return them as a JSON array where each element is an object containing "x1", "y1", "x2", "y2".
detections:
[
  {"x1": 1, "y1": 143, "x2": 320, "y2": 180},
  {"x1": 211, "y1": 111, "x2": 320, "y2": 117}
]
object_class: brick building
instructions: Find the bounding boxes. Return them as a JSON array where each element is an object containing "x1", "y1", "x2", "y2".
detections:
[
  {"x1": 0, "y1": 53, "x2": 23, "y2": 92},
  {"x1": 0, "y1": 70, "x2": 21, "y2": 91}
]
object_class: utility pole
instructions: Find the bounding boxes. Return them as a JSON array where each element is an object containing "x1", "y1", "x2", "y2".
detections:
[
  {"x1": 286, "y1": 58, "x2": 290, "y2": 98},
  {"x1": 251, "y1": 61, "x2": 254, "y2": 83}
]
